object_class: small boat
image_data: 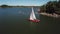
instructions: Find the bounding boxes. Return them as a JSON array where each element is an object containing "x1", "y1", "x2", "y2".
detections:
[{"x1": 28, "y1": 7, "x2": 40, "y2": 23}]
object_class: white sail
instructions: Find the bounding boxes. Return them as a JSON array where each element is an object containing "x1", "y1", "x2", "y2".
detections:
[{"x1": 30, "y1": 7, "x2": 36, "y2": 20}]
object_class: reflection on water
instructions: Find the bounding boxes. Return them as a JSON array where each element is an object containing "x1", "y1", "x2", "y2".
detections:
[{"x1": 0, "y1": 8, "x2": 60, "y2": 34}]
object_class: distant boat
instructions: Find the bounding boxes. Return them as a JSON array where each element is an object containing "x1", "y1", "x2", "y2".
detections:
[{"x1": 28, "y1": 7, "x2": 40, "y2": 23}]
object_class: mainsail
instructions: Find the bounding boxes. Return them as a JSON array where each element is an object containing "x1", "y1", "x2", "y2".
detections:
[{"x1": 30, "y1": 7, "x2": 36, "y2": 20}]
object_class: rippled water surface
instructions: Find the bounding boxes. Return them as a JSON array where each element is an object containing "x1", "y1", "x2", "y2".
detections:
[{"x1": 0, "y1": 8, "x2": 60, "y2": 34}]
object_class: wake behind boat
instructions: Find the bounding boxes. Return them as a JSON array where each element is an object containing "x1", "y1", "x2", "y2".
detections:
[{"x1": 28, "y1": 7, "x2": 40, "y2": 23}]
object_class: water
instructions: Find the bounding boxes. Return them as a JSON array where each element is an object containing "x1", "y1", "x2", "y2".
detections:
[{"x1": 0, "y1": 8, "x2": 60, "y2": 34}]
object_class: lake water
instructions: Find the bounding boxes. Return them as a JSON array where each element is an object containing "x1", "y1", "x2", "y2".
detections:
[{"x1": 0, "y1": 8, "x2": 60, "y2": 34}]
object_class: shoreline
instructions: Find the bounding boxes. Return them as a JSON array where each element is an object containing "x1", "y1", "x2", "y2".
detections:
[
  {"x1": 39, "y1": 13, "x2": 60, "y2": 18},
  {"x1": 0, "y1": 6, "x2": 40, "y2": 8}
]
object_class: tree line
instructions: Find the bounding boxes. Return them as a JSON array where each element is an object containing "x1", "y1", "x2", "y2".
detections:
[{"x1": 40, "y1": 0, "x2": 60, "y2": 15}]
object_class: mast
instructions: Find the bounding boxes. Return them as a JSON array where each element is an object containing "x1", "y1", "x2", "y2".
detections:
[
  {"x1": 32, "y1": 7, "x2": 36, "y2": 19},
  {"x1": 30, "y1": 7, "x2": 36, "y2": 20}
]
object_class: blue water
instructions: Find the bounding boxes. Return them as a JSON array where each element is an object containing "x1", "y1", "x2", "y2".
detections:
[{"x1": 0, "y1": 8, "x2": 60, "y2": 34}]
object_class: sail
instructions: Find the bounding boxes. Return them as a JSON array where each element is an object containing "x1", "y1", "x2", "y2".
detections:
[{"x1": 30, "y1": 7, "x2": 36, "y2": 20}]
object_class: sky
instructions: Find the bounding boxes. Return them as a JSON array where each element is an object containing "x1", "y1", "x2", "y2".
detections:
[{"x1": 0, "y1": 0, "x2": 58, "y2": 6}]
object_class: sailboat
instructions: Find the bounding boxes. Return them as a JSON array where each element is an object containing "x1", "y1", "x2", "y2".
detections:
[{"x1": 28, "y1": 7, "x2": 40, "y2": 23}]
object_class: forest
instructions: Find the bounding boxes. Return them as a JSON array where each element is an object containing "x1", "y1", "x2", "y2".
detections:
[{"x1": 40, "y1": 0, "x2": 60, "y2": 15}]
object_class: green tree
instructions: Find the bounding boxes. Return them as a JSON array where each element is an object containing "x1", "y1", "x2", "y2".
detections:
[
  {"x1": 40, "y1": 0, "x2": 60, "y2": 14},
  {"x1": 1, "y1": 5, "x2": 9, "y2": 8}
]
